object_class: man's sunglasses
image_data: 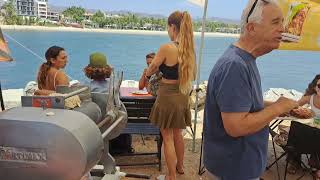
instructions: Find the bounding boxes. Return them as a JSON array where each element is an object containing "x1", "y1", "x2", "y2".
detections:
[{"x1": 246, "y1": 0, "x2": 269, "y2": 23}]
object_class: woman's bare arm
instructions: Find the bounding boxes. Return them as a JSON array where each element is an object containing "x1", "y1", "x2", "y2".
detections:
[
  {"x1": 298, "y1": 95, "x2": 311, "y2": 106},
  {"x1": 34, "y1": 89, "x2": 55, "y2": 96},
  {"x1": 145, "y1": 45, "x2": 167, "y2": 77},
  {"x1": 55, "y1": 71, "x2": 69, "y2": 87}
]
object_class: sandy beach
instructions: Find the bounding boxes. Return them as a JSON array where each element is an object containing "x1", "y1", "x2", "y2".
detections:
[{"x1": 1, "y1": 25, "x2": 240, "y2": 38}]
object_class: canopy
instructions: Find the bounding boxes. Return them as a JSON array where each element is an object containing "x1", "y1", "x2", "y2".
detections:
[
  {"x1": 0, "y1": 27, "x2": 13, "y2": 111},
  {"x1": 278, "y1": 0, "x2": 320, "y2": 51},
  {"x1": 0, "y1": 28, "x2": 13, "y2": 62}
]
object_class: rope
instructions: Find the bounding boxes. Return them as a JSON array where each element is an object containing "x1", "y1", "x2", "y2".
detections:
[{"x1": 4, "y1": 33, "x2": 44, "y2": 61}]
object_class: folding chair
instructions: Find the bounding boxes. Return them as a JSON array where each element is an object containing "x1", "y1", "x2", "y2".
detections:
[
  {"x1": 284, "y1": 121, "x2": 320, "y2": 180},
  {"x1": 267, "y1": 129, "x2": 282, "y2": 180}
]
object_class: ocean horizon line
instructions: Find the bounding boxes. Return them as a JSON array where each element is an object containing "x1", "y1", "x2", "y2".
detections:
[{"x1": 1, "y1": 25, "x2": 240, "y2": 38}]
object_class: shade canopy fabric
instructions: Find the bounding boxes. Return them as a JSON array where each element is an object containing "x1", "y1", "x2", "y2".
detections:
[{"x1": 0, "y1": 28, "x2": 13, "y2": 62}]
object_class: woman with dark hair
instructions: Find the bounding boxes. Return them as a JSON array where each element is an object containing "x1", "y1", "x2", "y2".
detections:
[
  {"x1": 145, "y1": 10, "x2": 196, "y2": 180},
  {"x1": 298, "y1": 74, "x2": 320, "y2": 118},
  {"x1": 35, "y1": 46, "x2": 69, "y2": 95},
  {"x1": 285, "y1": 74, "x2": 320, "y2": 176},
  {"x1": 83, "y1": 52, "x2": 112, "y2": 93}
]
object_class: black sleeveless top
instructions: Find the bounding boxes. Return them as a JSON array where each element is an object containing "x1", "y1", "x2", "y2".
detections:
[
  {"x1": 159, "y1": 41, "x2": 179, "y2": 80},
  {"x1": 159, "y1": 63, "x2": 179, "y2": 80}
]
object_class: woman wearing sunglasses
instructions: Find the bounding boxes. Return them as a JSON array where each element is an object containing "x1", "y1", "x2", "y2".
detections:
[
  {"x1": 299, "y1": 74, "x2": 320, "y2": 124},
  {"x1": 294, "y1": 74, "x2": 320, "y2": 178}
]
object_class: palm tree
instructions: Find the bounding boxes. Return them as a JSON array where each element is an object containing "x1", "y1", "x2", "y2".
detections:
[{"x1": 1, "y1": 0, "x2": 18, "y2": 25}]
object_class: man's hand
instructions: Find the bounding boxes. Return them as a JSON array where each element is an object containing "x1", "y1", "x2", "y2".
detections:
[
  {"x1": 139, "y1": 68, "x2": 148, "y2": 90},
  {"x1": 273, "y1": 96, "x2": 299, "y2": 114},
  {"x1": 142, "y1": 68, "x2": 147, "y2": 76}
]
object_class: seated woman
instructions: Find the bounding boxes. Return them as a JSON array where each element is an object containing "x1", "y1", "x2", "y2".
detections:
[
  {"x1": 280, "y1": 75, "x2": 320, "y2": 176},
  {"x1": 298, "y1": 74, "x2": 320, "y2": 120},
  {"x1": 298, "y1": 74, "x2": 320, "y2": 178},
  {"x1": 35, "y1": 46, "x2": 69, "y2": 95},
  {"x1": 83, "y1": 52, "x2": 112, "y2": 93}
]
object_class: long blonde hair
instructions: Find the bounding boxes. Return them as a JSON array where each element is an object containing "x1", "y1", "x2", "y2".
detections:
[{"x1": 168, "y1": 11, "x2": 196, "y2": 95}]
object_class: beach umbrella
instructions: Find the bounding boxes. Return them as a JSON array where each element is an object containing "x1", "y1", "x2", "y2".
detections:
[
  {"x1": 187, "y1": 0, "x2": 208, "y2": 152},
  {"x1": 278, "y1": 0, "x2": 320, "y2": 51},
  {"x1": 0, "y1": 27, "x2": 14, "y2": 111}
]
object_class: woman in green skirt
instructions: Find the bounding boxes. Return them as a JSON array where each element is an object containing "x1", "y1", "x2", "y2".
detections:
[{"x1": 145, "y1": 10, "x2": 196, "y2": 180}]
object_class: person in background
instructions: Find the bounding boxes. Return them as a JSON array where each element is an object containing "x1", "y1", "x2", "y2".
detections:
[
  {"x1": 203, "y1": 0, "x2": 298, "y2": 179},
  {"x1": 84, "y1": 52, "x2": 112, "y2": 93},
  {"x1": 145, "y1": 11, "x2": 196, "y2": 180},
  {"x1": 297, "y1": 74, "x2": 320, "y2": 178},
  {"x1": 139, "y1": 52, "x2": 155, "y2": 90},
  {"x1": 35, "y1": 46, "x2": 69, "y2": 95},
  {"x1": 298, "y1": 74, "x2": 320, "y2": 119},
  {"x1": 36, "y1": 46, "x2": 91, "y2": 180}
]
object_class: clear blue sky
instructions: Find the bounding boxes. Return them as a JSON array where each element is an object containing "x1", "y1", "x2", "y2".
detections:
[{"x1": 49, "y1": 0, "x2": 249, "y2": 20}]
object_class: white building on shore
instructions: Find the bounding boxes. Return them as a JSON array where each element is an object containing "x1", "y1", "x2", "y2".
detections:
[
  {"x1": 47, "y1": 9, "x2": 59, "y2": 21},
  {"x1": 36, "y1": 0, "x2": 47, "y2": 19},
  {"x1": 16, "y1": 0, "x2": 37, "y2": 17},
  {"x1": 15, "y1": 0, "x2": 48, "y2": 19}
]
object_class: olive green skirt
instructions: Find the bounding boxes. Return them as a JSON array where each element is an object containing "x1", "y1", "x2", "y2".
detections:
[{"x1": 149, "y1": 82, "x2": 191, "y2": 129}]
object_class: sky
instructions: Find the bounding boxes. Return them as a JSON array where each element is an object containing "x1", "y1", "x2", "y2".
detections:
[{"x1": 49, "y1": 0, "x2": 250, "y2": 20}]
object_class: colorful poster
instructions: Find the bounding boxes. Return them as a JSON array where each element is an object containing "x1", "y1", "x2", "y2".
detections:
[{"x1": 278, "y1": 0, "x2": 320, "y2": 51}]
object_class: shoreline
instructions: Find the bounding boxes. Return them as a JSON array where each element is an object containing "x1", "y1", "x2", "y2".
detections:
[{"x1": 1, "y1": 25, "x2": 240, "y2": 38}]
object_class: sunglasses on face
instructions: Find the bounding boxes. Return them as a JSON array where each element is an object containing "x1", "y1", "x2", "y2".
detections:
[
  {"x1": 317, "y1": 84, "x2": 320, "y2": 89},
  {"x1": 246, "y1": 0, "x2": 269, "y2": 23}
]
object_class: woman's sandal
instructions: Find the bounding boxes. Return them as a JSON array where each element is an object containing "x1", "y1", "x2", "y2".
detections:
[
  {"x1": 176, "y1": 166, "x2": 185, "y2": 175},
  {"x1": 156, "y1": 175, "x2": 169, "y2": 180}
]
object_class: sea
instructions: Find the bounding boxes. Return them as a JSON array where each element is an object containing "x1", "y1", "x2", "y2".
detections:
[{"x1": 0, "y1": 30, "x2": 319, "y2": 92}]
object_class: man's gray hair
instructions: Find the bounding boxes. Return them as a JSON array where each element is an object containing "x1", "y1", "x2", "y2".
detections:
[{"x1": 240, "y1": 0, "x2": 278, "y2": 33}]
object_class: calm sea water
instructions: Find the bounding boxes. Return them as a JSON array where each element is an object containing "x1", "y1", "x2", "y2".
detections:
[{"x1": 0, "y1": 30, "x2": 319, "y2": 92}]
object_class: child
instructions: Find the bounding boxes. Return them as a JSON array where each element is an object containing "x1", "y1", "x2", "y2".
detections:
[{"x1": 83, "y1": 52, "x2": 112, "y2": 93}]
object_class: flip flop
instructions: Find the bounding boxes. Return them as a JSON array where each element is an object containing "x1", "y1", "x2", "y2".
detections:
[
  {"x1": 176, "y1": 166, "x2": 184, "y2": 175},
  {"x1": 156, "y1": 175, "x2": 166, "y2": 180}
]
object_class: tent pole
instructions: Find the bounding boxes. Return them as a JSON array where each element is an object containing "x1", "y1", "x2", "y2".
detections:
[
  {"x1": 192, "y1": 0, "x2": 208, "y2": 153},
  {"x1": 0, "y1": 82, "x2": 5, "y2": 111}
]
